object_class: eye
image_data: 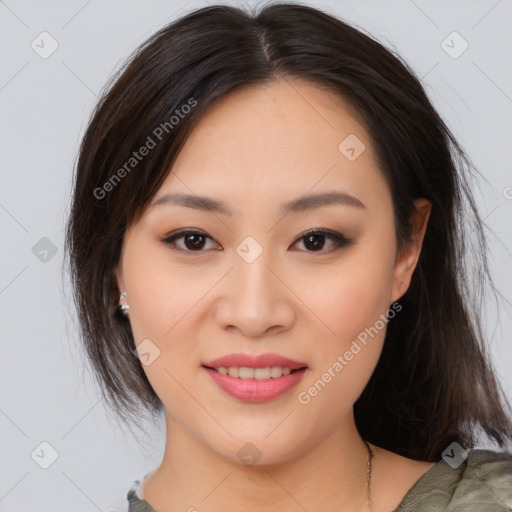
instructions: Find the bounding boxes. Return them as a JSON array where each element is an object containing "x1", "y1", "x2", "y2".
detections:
[
  {"x1": 291, "y1": 229, "x2": 352, "y2": 253},
  {"x1": 160, "y1": 228, "x2": 352, "y2": 254},
  {"x1": 160, "y1": 229, "x2": 218, "y2": 252}
]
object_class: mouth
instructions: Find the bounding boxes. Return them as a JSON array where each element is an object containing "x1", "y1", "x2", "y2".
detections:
[
  {"x1": 201, "y1": 365, "x2": 309, "y2": 402},
  {"x1": 202, "y1": 365, "x2": 308, "y2": 378}
]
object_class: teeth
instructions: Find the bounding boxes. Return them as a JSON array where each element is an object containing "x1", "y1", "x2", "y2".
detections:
[{"x1": 214, "y1": 366, "x2": 295, "y2": 379}]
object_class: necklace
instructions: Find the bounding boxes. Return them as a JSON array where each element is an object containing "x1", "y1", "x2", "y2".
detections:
[{"x1": 364, "y1": 439, "x2": 374, "y2": 509}]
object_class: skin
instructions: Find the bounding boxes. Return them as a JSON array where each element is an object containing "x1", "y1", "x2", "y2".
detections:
[{"x1": 115, "y1": 79, "x2": 434, "y2": 512}]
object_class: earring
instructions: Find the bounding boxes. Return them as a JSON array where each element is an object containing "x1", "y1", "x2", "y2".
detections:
[{"x1": 119, "y1": 292, "x2": 130, "y2": 316}]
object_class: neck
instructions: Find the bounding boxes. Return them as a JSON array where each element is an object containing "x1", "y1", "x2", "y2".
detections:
[{"x1": 141, "y1": 411, "x2": 372, "y2": 512}]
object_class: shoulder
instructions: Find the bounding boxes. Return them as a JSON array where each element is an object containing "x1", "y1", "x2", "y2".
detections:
[
  {"x1": 396, "y1": 448, "x2": 512, "y2": 511},
  {"x1": 107, "y1": 476, "x2": 156, "y2": 512},
  {"x1": 125, "y1": 477, "x2": 157, "y2": 512},
  {"x1": 452, "y1": 448, "x2": 512, "y2": 508}
]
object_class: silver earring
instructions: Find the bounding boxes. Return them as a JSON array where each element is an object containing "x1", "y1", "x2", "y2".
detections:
[{"x1": 119, "y1": 292, "x2": 130, "y2": 316}]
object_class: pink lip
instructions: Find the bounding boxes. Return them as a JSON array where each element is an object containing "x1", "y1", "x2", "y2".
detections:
[
  {"x1": 202, "y1": 353, "x2": 308, "y2": 370},
  {"x1": 202, "y1": 353, "x2": 309, "y2": 403},
  {"x1": 203, "y1": 367, "x2": 308, "y2": 402}
]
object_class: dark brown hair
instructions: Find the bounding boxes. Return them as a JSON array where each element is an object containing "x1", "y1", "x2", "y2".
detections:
[{"x1": 64, "y1": 1, "x2": 512, "y2": 461}]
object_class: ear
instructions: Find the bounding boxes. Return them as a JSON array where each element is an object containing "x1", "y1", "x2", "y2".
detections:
[
  {"x1": 390, "y1": 198, "x2": 432, "y2": 303},
  {"x1": 114, "y1": 265, "x2": 125, "y2": 295}
]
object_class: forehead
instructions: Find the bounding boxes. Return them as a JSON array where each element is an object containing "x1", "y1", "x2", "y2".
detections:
[
  {"x1": 180, "y1": 79, "x2": 367, "y2": 154},
  {"x1": 148, "y1": 79, "x2": 388, "y2": 219}
]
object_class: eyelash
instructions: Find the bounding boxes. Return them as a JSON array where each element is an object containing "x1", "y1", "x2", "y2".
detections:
[{"x1": 159, "y1": 228, "x2": 352, "y2": 255}]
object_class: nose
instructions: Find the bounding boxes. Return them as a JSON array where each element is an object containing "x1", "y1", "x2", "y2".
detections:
[{"x1": 214, "y1": 247, "x2": 296, "y2": 338}]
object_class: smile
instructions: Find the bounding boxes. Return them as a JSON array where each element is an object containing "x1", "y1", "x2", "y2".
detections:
[{"x1": 202, "y1": 365, "x2": 308, "y2": 402}]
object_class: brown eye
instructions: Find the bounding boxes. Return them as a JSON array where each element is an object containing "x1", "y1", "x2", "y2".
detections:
[
  {"x1": 292, "y1": 229, "x2": 351, "y2": 253},
  {"x1": 162, "y1": 230, "x2": 218, "y2": 252},
  {"x1": 160, "y1": 228, "x2": 351, "y2": 255}
]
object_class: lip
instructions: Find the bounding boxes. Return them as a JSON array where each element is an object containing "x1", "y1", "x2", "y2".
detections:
[
  {"x1": 203, "y1": 366, "x2": 308, "y2": 402},
  {"x1": 202, "y1": 352, "x2": 308, "y2": 370}
]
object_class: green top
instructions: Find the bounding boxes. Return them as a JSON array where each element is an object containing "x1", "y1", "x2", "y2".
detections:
[{"x1": 126, "y1": 448, "x2": 512, "y2": 511}]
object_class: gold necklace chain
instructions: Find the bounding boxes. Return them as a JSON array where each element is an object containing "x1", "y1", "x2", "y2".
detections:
[{"x1": 364, "y1": 439, "x2": 374, "y2": 509}]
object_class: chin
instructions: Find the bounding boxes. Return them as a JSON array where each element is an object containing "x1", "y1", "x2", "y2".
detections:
[{"x1": 200, "y1": 427, "x2": 308, "y2": 469}]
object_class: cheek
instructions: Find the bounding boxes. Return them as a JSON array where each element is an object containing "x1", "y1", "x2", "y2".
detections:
[
  {"x1": 121, "y1": 241, "x2": 210, "y2": 410},
  {"x1": 295, "y1": 266, "x2": 393, "y2": 422},
  {"x1": 123, "y1": 240, "x2": 201, "y2": 340},
  {"x1": 306, "y1": 250, "x2": 395, "y2": 352},
  {"x1": 292, "y1": 236, "x2": 397, "y2": 416}
]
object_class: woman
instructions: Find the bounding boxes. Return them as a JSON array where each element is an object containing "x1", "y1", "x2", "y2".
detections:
[{"x1": 64, "y1": 2, "x2": 512, "y2": 511}]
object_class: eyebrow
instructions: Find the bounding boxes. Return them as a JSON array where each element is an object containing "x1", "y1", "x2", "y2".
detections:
[{"x1": 149, "y1": 190, "x2": 366, "y2": 216}]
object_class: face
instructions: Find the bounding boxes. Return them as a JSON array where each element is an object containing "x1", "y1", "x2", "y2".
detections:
[{"x1": 115, "y1": 79, "x2": 430, "y2": 465}]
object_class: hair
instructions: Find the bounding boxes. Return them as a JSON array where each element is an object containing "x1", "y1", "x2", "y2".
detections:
[{"x1": 64, "y1": 1, "x2": 512, "y2": 461}]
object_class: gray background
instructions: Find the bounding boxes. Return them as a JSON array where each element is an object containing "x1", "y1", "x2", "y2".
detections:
[{"x1": 1, "y1": 0, "x2": 511, "y2": 510}]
